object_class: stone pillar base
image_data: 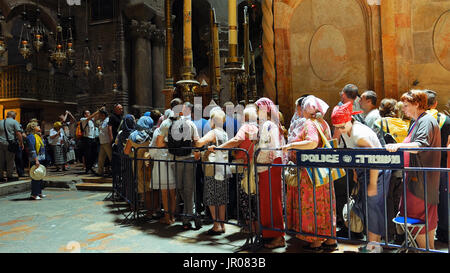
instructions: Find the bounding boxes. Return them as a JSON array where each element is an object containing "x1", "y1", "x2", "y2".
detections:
[{"x1": 162, "y1": 88, "x2": 174, "y2": 110}]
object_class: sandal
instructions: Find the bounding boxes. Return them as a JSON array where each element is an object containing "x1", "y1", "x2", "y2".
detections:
[
  {"x1": 182, "y1": 222, "x2": 192, "y2": 230},
  {"x1": 303, "y1": 244, "x2": 323, "y2": 253},
  {"x1": 321, "y1": 242, "x2": 339, "y2": 252},
  {"x1": 264, "y1": 237, "x2": 286, "y2": 249},
  {"x1": 207, "y1": 228, "x2": 223, "y2": 236},
  {"x1": 159, "y1": 215, "x2": 174, "y2": 225}
]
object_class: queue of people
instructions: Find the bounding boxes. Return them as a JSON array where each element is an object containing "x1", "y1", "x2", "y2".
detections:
[{"x1": 1, "y1": 85, "x2": 449, "y2": 253}]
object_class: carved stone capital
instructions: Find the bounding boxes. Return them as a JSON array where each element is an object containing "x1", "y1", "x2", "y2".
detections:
[
  {"x1": 130, "y1": 20, "x2": 156, "y2": 40},
  {"x1": 151, "y1": 28, "x2": 165, "y2": 45}
]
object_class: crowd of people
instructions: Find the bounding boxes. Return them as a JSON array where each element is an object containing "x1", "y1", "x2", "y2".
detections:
[{"x1": 0, "y1": 83, "x2": 449, "y2": 252}]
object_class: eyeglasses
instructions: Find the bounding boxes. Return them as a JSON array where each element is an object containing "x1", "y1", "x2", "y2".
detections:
[{"x1": 334, "y1": 125, "x2": 346, "y2": 130}]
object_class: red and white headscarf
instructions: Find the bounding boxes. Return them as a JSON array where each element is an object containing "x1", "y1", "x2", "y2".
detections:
[{"x1": 331, "y1": 101, "x2": 363, "y2": 125}]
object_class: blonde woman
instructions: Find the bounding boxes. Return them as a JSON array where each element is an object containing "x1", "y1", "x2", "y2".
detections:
[
  {"x1": 26, "y1": 122, "x2": 47, "y2": 200},
  {"x1": 209, "y1": 106, "x2": 259, "y2": 234},
  {"x1": 196, "y1": 109, "x2": 230, "y2": 235}
]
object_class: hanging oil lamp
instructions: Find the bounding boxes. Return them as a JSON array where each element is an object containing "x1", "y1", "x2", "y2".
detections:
[
  {"x1": 33, "y1": 33, "x2": 44, "y2": 52},
  {"x1": 19, "y1": 22, "x2": 32, "y2": 59},
  {"x1": 96, "y1": 65, "x2": 103, "y2": 80},
  {"x1": 0, "y1": 11, "x2": 6, "y2": 57},
  {"x1": 50, "y1": 25, "x2": 67, "y2": 67},
  {"x1": 95, "y1": 45, "x2": 104, "y2": 80},
  {"x1": 20, "y1": 40, "x2": 32, "y2": 59},
  {"x1": 0, "y1": 37, "x2": 6, "y2": 57},
  {"x1": 51, "y1": 44, "x2": 67, "y2": 67}
]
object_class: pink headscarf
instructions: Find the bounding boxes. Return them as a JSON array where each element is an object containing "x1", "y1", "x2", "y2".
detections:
[
  {"x1": 255, "y1": 97, "x2": 284, "y2": 143},
  {"x1": 301, "y1": 95, "x2": 329, "y2": 116}
]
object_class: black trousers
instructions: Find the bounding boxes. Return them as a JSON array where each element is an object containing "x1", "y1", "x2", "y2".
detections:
[{"x1": 81, "y1": 137, "x2": 96, "y2": 171}]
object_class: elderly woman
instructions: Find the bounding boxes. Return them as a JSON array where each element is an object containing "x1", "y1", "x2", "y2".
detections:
[
  {"x1": 148, "y1": 110, "x2": 177, "y2": 225},
  {"x1": 386, "y1": 90, "x2": 441, "y2": 249},
  {"x1": 282, "y1": 95, "x2": 337, "y2": 252},
  {"x1": 124, "y1": 116, "x2": 156, "y2": 217},
  {"x1": 49, "y1": 121, "x2": 67, "y2": 172},
  {"x1": 288, "y1": 95, "x2": 309, "y2": 144},
  {"x1": 26, "y1": 121, "x2": 47, "y2": 200},
  {"x1": 195, "y1": 109, "x2": 230, "y2": 235},
  {"x1": 254, "y1": 97, "x2": 286, "y2": 249},
  {"x1": 208, "y1": 105, "x2": 259, "y2": 235}
]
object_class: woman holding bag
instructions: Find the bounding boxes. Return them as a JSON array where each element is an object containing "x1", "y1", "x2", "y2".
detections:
[
  {"x1": 208, "y1": 105, "x2": 259, "y2": 235},
  {"x1": 26, "y1": 121, "x2": 47, "y2": 200},
  {"x1": 196, "y1": 109, "x2": 230, "y2": 235},
  {"x1": 282, "y1": 95, "x2": 337, "y2": 252}
]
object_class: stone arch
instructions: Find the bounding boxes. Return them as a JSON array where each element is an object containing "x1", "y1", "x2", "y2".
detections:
[
  {"x1": 274, "y1": 0, "x2": 375, "y2": 120},
  {"x1": 1, "y1": 0, "x2": 58, "y2": 32}
]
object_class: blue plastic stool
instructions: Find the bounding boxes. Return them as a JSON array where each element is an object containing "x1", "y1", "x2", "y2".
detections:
[{"x1": 392, "y1": 214, "x2": 425, "y2": 252}]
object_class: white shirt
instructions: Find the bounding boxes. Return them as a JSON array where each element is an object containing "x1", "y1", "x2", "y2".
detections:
[
  {"x1": 340, "y1": 121, "x2": 381, "y2": 148},
  {"x1": 49, "y1": 128, "x2": 64, "y2": 146},
  {"x1": 80, "y1": 118, "x2": 95, "y2": 139},
  {"x1": 98, "y1": 117, "x2": 110, "y2": 144},
  {"x1": 257, "y1": 120, "x2": 283, "y2": 173}
]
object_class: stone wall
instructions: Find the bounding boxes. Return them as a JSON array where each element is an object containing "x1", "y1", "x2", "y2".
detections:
[{"x1": 272, "y1": 0, "x2": 450, "y2": 122}]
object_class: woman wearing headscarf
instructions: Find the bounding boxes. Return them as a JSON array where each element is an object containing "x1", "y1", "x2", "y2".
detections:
[
  {"x1": 254, "y1": 97, "x2": 286, "y2": 249},
  {"x1": 148, "y1": 109, "x2": 177, "y2": 225},
  {"x1": 331, "y1": 102, "x2": 392, "y2": 253},
  {"x1": 124, "y1": 116, "x2": 156, "y2": 217},
  {"x1": 282, "y1": 95, "x2": 337, "y2": 252},
  {"x1": 115, "y1": 114, "x2": 136, "y2": 152}
]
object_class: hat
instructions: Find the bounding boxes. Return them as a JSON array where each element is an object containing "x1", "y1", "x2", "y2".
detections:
[
  {"x1": 30, "y1": 165, "x2": 47, "y2": 180},
  {"x1": 53, "y1": 121, "x2": 62, "y2": 129},
  {"x1": 331, "y1": 102, "x2": 363, "y2": 125}
]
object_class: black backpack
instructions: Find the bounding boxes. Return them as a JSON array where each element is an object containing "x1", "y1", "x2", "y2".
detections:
[
  {"x1": 375, "y1": 118, "x2": 397, "y2": 147},
  {"x1": 167, "y1": 117, "x2": 193, "y2": 156}
]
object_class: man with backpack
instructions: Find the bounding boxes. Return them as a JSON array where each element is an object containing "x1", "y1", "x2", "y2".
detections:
[
  {"x1": 0, "y1": 111, "x2": 24, "y2": 182},
  {"x1": 156, "y1": 98, "x2": 200, "y2": 230}
]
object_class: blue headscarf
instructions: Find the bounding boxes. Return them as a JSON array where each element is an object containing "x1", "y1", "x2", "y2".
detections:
[
  {"x1": 143, "y1": 111, "x2": 151, "y2": 117},
  {"x1": 129, "y1": 116, "x2": 154, "y2": 143},
  {"x1": 118, "y1": 114, "x2": 136, "y2": 147}
]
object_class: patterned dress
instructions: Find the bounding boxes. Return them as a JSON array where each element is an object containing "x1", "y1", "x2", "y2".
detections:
[{"x1": 286, "y1": 118, "x2": 337, "y2": 243}]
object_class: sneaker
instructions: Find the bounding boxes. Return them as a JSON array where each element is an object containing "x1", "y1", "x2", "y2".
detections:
[
  {"x1": 39, "y1": 194, "x2": 47, "y2": 198},
  {"x1": 31, "y1": 196, "x2": 42, "y2": 200},
  {"x1": 358, "y1": 242, "x2": 383, "y2": 253}
]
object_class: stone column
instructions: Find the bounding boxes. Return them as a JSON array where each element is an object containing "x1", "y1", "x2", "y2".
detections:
[
  {"x1": 117, "y1": 12, "x2": 129, "y2": 113},
  {"x1": 151, "y1": 25, "x2": 166, "y2": 110},
  {"x1": 130, "y1": 20, "x2": 155, "y2": 111}
]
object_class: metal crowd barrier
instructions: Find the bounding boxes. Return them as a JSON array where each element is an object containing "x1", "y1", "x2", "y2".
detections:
[
  {"x1": 253, "y1": 147, "x2": 449, "y2": 253},
  {"x1": 111, "y1": 146, "x2": 257, "y2": 250}
]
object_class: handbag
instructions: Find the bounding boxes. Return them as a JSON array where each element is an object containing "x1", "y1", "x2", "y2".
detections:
[
  {"x1": 2, "y1": 120, "x2": 20, "y2": 153},
  {"x1": 343, "y1": 196, "x2": 364, "y2": 233},
  {"x1": 241, "y1": 141, "x2": 257, "y2": 195},
  {"x1": 305, "y1": 120, "x2": 346, "y2": 187},
  {"x1": 284, "y1": 161, "x2": 300, "y2": 187},
  {"x1": 202, "y1": 129, "x2": 231, "y2": 180}
]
